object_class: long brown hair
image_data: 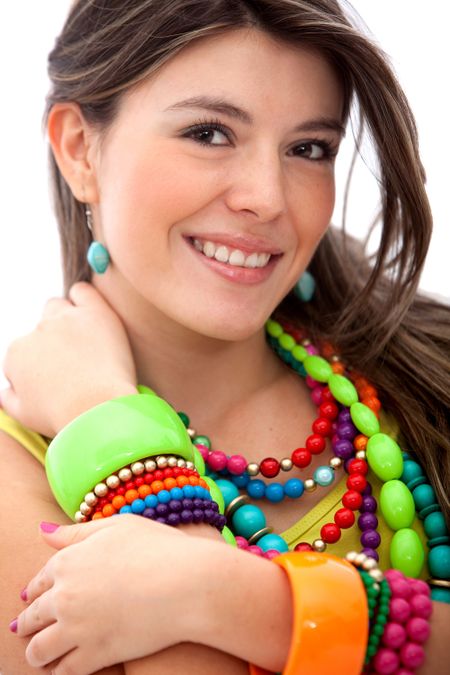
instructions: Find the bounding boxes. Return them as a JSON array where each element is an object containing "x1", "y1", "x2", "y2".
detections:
[{"x1": 46, "y1": 0, "x2": 450, "y2": 526}]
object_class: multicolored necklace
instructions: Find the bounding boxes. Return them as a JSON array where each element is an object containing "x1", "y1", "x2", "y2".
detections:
[{"x1": 177, "y1": 319, "x2": 446, "y2": 585}]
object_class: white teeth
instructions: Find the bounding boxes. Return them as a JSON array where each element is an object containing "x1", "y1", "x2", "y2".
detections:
[
  {"x1": 244, "y1": 252, "x2": 259, "y2": 268},
  {"x1": 203, "y1": 241, "x2": 216, "y2": 258},
  {"x1": 191, "y1": 238, "x2": 272, "y2": 268},
  {"x1": 228, "y1": 250, "x2": 246, "y2": 266},
  {"x1": 214, "y1": 245, "x2": 229, "y2": 263}
]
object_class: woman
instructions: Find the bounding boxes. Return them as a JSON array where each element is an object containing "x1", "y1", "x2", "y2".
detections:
[{"x1": 1, "y1": 1, "x2": 449, "y2": 673}]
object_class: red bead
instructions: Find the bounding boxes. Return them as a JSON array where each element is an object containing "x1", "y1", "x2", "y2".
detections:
[
  {"x1": 305, "y1": 434, "x2": 326, "y2": 454},
  {"x1": 163, "y1": 468, "x2": 173, "y2": 478},
  {"x1": 321, "y1": 523, "x2": 341, "y2": 543},
  {"x1": 291, "y1": 447, "x2": 312, "y2": 468},
  {"x1": 144, "y1": 473, "x2": 154, "y2": 484},
  {"x1": 312, "y1": 417, "x2": 333, "y2": 437},
  {"x1": 347, "y1": 458, "x2": 369, "y2": 475},
  {"x1": 260, "y1": 457, "x2": 280, "y2": 478},
  {"x1": 153, "y1": 470, "x2": 165, "y2": 481},
  {"x1": 346, "y1": 474, "x2": 367, "y2": 493},
  {"x1": 334, "y1": 507, "x2": 355, "y2": 529},
  {"x1": 321, "y1": 386, "x2": 335, "y2": 403},
  {"x1": 294, "y1": 542, "x2": 314, "y2": 552},
  {"x1": 172, "y1": 467, "x2": 183, "y2": 477},
  {"x1": 98, "y1": 498, "x2": 109, "y2": 508},
  {"x1": 125, "y1": 481, "x2": 136, "y2": 491},
  {"x1": 135, "y1": 477, "x2": 145, "y2": 487},
  {"x1": 116, "y1": 486, "x2": 126, "y2": 495},
  {"x1": 318, "y1": 401, "x2": 339, "y2": 420},
  {"x1": 342, "y1": 490, "x2": 363, "y2": 510}
]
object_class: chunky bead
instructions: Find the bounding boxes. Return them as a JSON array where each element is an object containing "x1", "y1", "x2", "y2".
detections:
[
  {"x1": 313, "y1": 465, "x2": 335, "y2": 486},
  {"x1": 390, "y1": 529, "x2": 425, "y2": 578},
  {"x1": 257, "y1": 533, "x2": 289, "y2": 553},
  {"x1": 401, "y1": 459, "x2": 425, "y2": 485},
  {"x1": 372, "y1": 647, "x2": 400, "y2": 673},
  {"x1": 361, "y1": 529, "x2": 381, "y2": 549},
  {"x1": 428, "y1": 544, "x2": 450, "y2": 579},
  {"x1": 284, "y1": 478, "x2": 304, "y2": 499},
  {"x1": 291, "y1": 447, "x2": 311, "y2": 468},
  {"x1": 382, "y1": 622, "x2": 407, "y2": 649},
  {"x1": 260, "y1": 457, "x2": 280, "y2": 478},
  {"x1": 321, "y1": 523, "x2": 341, "y2": 543},
  {"x1": 399, "y1": 642, "x2": 425, "y2": 669},
  {"x1": 266, "y1": 319, "x2": 283, "y2": 337},
  {"x1": 350, "y1": 402, "x2": 380, "y2": 437},
  {"x1": 411, "y1": 483, "x2": 437, "y2": 511},
  {"x1": 227, "y1": 455, "x2": 247, "y2": 475},
  {"x1": 208, "y1": 451, "x2": 227, "y2": 471},
  {"x1": 423, "y1": 511, "x2": 448, "y2": 539},
  {"x1": 291, "y1": 344, "x2": 308, "y2": 362},
  {"x1": 380, "y1": 480, "x2": 415, "y2": 530},
  {"x1": 215, "y1": 479, "x2": 239, "y2": 508},
  {"x1": 265, "y1": 483, "x2": 284, "y2": 503},
  {"x1": 327, "y1": 373, "x2": 358, "y2": 406},
  {"x1": 334, "y1": 508, "x2": 355, "y2": 529},
  {"x1": 366, "y1": 433, "x2": 403, "y2": 481},
  {"x1": 279, "y1": 333, "x2": 296, "y2": 351},
  {"x1": 247, "y1": 479, "x2": 266, "y2": 500},
  {"x1": 294, "y1": 542, "x2": 314, "y2": 552},
  {"x1": 405, "y1": 617, "x2": 430, "y2": 643},
  {"x1": 231, "y1": 504, "x2": 266, "y2": 538},
  {"x1": 303, "y1": 355, "x2": 332, "y2": 382},
  {"x1": 193, "y1": 434, "x2": 211, "y2": 449}
]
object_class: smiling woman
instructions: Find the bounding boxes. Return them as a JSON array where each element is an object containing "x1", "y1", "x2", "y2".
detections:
[{"x1": 1, "y1": 2, "x2": 449, "y2": 675}]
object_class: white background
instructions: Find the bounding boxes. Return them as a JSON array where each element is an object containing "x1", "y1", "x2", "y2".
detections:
[{"x1": 0, "y1": 1, "x2": 449, "y2": 379}]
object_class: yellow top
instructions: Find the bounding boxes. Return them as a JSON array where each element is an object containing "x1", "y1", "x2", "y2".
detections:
[{"x1": 0, "y1": 407, "x2": 429, "y2": 578}]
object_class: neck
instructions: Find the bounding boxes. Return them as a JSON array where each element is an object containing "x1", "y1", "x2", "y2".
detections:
[{"x1": 94, "y1": 279, "x2": 287, "y2": 426}]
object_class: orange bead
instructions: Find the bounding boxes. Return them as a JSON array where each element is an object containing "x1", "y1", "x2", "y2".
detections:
[
  {"x1": 125, "y1": 489, "x2": 139, "y2": 503},
  {"x1": 164, "y1": 477, "x2": 177, "y2": 490},
  {"x1": 176, "y1": 476, "x2": 189, "y2": 487},
  {"x1": 150, "y1": 480, "x2": 164, "y2": 494},
  {"x1": 102, "y1": 504, "x2": 116, "y2": 518},
  {"x1": 353, "y1": 434, "x2": 368, "y2": 451},
  {"x1": 112, "y1": 495, "x2": 126, "y2": 510},
  {"x1": 138, "y1": 485, "x2": 152, "y2": 498},
  {"x1": 331, "y1": 362, "x2": 345, "y2": 374},
  {"x1": 362, "y1": 396, "x2": 381, "y2": 413},
  {"x1": 199, "y1": 478, "x2": 209, "y2": 489},
  {"x1": 92, "y1": 512, "x2": 104, "y2": 520},
  {"x1": 321, "y1": 342, "x2": 336, "y2": 358},
  {"x1": 360, "y1": 385, "x2": 378, "y2": 399},
  {"x1": 188, "y1": 476, "x2": 199, "y2": 486}
]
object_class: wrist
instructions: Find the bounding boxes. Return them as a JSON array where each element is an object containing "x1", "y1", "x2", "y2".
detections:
[{"x1": 189, "y1": 539, "x2": 292, "y2": 671}]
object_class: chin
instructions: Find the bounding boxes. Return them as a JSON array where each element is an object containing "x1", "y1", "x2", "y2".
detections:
[{"x1": 182, "y1": 305, "x2": 274, "y2": 342}]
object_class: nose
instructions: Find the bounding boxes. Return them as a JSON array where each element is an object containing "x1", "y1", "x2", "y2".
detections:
[{"x1": 225, "y1": 146, "x2": 287, "y2": 223}]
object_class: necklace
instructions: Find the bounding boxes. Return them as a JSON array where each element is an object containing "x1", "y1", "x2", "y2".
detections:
[{"x1": 175, "y1": 319, "x2": 382, "y2": 560}]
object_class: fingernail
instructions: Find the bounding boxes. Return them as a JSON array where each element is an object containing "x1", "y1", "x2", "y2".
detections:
[
  {"x1": 40, "y1": 521, "x2": 60, "y2": 533},
  {"x1": 9, "y1": 619, "x2": 18, "y2": 633},
  {"x1": 20, "y1": 588, "x2": 27, "y2": 602}
]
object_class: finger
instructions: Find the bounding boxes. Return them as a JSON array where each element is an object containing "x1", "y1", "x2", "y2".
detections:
[
  {"x1": 23, "y1": 562, "x2": 55, "y2": 605},
  {"x1": 25, "y1": 623, "x2": 76, "y2": 669},
  {"x1": 39, "y1": 514, "x2": 130, "y2": 551},
  {"x1": 69, "y1": 281, "x2": 109, "y2": 309},
  {"x1": 41, "y1": 297, "x2": 72, "y2": 319},
  {"x1": 17, "y1": 592, "x2": 55, "y2": 637}
]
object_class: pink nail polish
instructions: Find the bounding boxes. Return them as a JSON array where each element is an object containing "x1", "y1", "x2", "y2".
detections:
[
  {"x1": 20, "y1": 588, "x2": 27, "y2": 602},
  {"x1": 9, "y1": 619, "x2": 18, "y2": 633},
  {"x1": 40, "y1": 521, "x2": 60, "y2": 533}
]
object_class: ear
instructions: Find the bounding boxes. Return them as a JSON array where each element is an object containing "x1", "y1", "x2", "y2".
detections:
[{"x1": 47, "y1": 102, "x2": 99, "y2": 204}]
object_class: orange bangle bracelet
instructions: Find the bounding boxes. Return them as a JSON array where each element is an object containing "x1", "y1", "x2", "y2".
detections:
[{"x1": 249, "y1": 552, "x2": 368, "y2": 675}]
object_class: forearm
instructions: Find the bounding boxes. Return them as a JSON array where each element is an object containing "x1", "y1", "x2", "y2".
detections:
[
  {"x1": 194, "y1": 539, "x2": 292, "y2": 672},
  {"x1": 124, "y1": 643, "x2": 249, "y2": 675},
  {"x1": 417, "y1": 600, "x2": 450, "y2": 675}
]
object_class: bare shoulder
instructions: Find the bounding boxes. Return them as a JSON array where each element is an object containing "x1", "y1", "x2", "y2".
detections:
[{"x1": 0, "y1": 431, "x2": 124, "y2": 675}]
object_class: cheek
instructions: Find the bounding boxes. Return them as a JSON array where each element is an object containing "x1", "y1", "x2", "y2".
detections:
[{"x1": 292, "y1": 171, "x2": 335, "y2": 246}]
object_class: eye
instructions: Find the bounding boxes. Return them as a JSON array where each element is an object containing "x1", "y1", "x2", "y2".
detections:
[
  {"x1": 291, "y1": 140, "x2": 336, "y2": 161},
  {"x1": 182, "y1": 119, "x2": 232, "y2": 147}
]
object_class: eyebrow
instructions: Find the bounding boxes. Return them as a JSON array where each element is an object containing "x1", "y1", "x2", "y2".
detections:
[{"x1": 164, "y1": 95, "x2": 346, "y2": 136}]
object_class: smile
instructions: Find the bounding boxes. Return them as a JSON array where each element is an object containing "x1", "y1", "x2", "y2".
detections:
[{"x1": 190, "y1": 237, "x2": 273, "y2": 268}]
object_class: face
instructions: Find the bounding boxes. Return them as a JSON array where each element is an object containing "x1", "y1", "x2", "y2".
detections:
[{"x1": 90, "y1": 28, "x2": 344, "y2": 340}]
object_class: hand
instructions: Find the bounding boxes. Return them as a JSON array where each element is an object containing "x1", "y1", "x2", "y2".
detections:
[
  {"x1": 1, "y1": 282, "x2": 138, "y2": 437},
  {"x1": 13, "y1": 515, "x2": 213, "y2": 674}
]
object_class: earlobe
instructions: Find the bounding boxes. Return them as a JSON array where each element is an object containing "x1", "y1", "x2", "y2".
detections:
[{"x1": 47, "y1": 102, "x2": 99, "y2": 203}]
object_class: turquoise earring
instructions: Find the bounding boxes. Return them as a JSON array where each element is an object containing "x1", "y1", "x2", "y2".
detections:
[
  {"x1": 293, "y1": 270, "x2": 316, "y2": 302},
  {"x1": 85, "y1": 206, "x2": 110, "y2": 274}
]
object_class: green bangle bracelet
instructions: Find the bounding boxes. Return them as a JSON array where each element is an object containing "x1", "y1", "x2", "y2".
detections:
[{"x1": 46, "y1": 392, "x2": 196, "y2": 519}]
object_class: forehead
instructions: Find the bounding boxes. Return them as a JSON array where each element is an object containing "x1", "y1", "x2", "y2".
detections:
[{"x1": 121, "y1": 28, "x2": 344, "y2": 124}]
